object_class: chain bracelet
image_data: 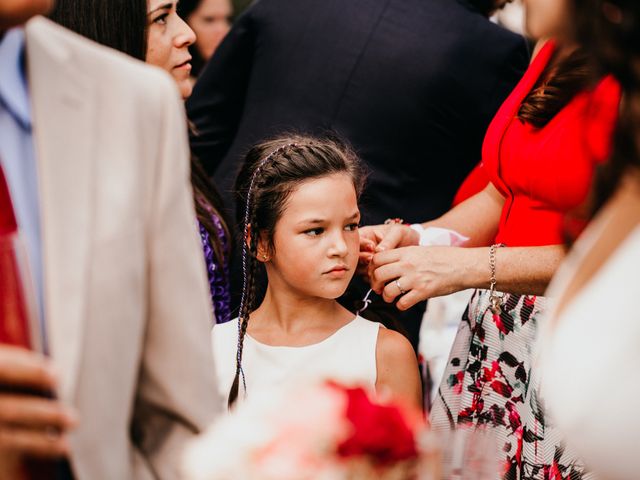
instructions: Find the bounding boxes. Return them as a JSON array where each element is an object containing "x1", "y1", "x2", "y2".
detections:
[{"x1": 489, "y1": 243, "x2": 505, "y2": 314}]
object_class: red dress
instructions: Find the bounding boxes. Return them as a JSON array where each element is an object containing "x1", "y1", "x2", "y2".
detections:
[
  {"x1": 482, "y1": 41, "x2": 620, "y2": 246},
  {"x1": 431, "y1": 42, "x2": 621, "y2": 480}
]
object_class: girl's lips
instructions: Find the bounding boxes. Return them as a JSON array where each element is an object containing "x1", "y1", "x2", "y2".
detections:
[
  {"x1": 324, "y1": 266, "x2": 349, "y2": 277},
  {"x1": 326, "y1": 265, "x2": 348, "y2": 272}
]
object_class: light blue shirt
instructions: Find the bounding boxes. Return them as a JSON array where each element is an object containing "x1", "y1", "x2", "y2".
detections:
[{"x1": 0, "y1": 28, "x2": 46, "y2": 335}]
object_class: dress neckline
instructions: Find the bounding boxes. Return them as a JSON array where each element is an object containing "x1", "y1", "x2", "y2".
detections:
[
  {"x1": 482, "y1": 40, "x2": 556, "y2": 197},
  {"x1": 245, "y1": 316, "x2": 361, "y2": 350}
]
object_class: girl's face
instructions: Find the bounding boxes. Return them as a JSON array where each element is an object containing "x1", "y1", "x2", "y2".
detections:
[
  {"x1": 523, "y1": 0, "x2": 572, "y2": 40},
  {"x1": 263, "y1": 174, "x2": 361, "y2": 301},
  {"x1": 146, "y1": 0, "x2": 197, "y2": 99},
  {"x1": 187, "y1": 0, "x2": 232, "y2": 61}
]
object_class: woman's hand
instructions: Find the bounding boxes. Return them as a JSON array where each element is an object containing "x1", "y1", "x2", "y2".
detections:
[
  {"x1": 358, "y1": 224, "x2": 419, "y2": 273},
  {"x1": 368, "y1": 246, "x2": 479, "y2": 310}
]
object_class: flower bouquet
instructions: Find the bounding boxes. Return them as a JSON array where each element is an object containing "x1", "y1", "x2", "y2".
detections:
[{"x1": 182, "y1": 381, "x2": 441, "y2": 480}]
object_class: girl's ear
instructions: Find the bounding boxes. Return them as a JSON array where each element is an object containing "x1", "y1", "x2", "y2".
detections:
[{"x1": 252, "y1": 229, "x2": 271, "y2": 263}]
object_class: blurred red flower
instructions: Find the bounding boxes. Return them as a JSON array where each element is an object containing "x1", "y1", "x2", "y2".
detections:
[{"x1": 335, "y1": 386, "x2": 420, "y2": 466}]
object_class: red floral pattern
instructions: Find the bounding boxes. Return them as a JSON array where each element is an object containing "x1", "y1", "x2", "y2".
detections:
[{"x1": 430, "y1": 290, "x2": 593, "y2": 480}]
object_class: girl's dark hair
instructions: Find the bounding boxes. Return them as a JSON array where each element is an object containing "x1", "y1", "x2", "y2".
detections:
[
  {"x1": 49, "y1": 0, "x2": 147, "y2": 61},
  {"x1": 228, "y1": 134, "x2": 366, "y2": 407},
  {"x1": 518, "y1": 47, "x2": 596, "y2": 128},
  {"x1": 192, "y1": 156, "x2": 232, "y2": 270},
  {"x1": 178, "y1": 0, "x2": 207, "y2": 77},
  {"x1": 575, "y1": 0, "x2": 640, "y2": 210}
]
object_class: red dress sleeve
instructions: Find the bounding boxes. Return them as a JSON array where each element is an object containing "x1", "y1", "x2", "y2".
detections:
[{"x1": 452, "y1": 162, "x2": 489, "y2": 206}]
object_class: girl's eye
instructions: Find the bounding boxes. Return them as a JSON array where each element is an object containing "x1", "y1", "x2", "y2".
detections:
[
  {"x1": 345, "y1": 223, "x2": 360, "y2": 232},
  {"x1": 304, "y1": 228, "x2": 324, "y2": 237}
]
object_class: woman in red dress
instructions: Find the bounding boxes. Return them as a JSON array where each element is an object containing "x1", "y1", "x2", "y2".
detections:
[{"x1": 360, "y1": 1, "x2": 621, "y2": 477}]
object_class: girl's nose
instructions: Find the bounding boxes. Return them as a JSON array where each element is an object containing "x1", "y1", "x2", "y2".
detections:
[{"x1": 328, "y1": 232, "x2": 349, "y2": 257}]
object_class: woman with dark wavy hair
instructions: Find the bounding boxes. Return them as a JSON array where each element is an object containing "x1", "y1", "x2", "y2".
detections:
[
  {"x1": 359, "y1": 0, "x2": 621, "y2": 477},
  {"x1": 540, "y1": 1, "x2": 640, "y2": 479},
  {"x1": 49, "y1": 0, "x2": 233, "y2": 325}
]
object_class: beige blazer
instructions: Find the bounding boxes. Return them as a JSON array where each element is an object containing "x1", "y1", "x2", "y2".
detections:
[{"x1": 24, "y1": 17, "x2": 221, "y2": 479}]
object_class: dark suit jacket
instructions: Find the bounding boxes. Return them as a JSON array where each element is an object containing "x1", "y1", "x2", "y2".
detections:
[{"x1": 187, "y1": 0, "x2": 529, "y2": 226}]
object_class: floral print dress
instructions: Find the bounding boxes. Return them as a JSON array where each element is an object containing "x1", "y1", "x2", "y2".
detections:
[
  {"x1": 430, "y1": 290, "x2": 592, "y2": 479},
  {"x1": 429, "y1": 40, "x2": 620, "y2": 480}
]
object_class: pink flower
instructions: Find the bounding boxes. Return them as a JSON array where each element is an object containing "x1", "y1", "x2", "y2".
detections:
[{"x1": 183, "y1": 381, "x2": 430, "y2": 480}]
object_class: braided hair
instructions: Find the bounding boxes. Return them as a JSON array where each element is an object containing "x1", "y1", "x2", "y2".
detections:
[{"x1": 228, "y1": 135, "x2": 366, "y2": 407}]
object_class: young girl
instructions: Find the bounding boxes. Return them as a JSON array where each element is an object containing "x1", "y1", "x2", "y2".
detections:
[{"x1": 211, "y1": 136, "x2": 422, "y2": 408}]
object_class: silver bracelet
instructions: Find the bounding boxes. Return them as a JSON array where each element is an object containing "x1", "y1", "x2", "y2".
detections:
[{"x1": 489, "y1": 243, "x2": 505, "y2": 314}]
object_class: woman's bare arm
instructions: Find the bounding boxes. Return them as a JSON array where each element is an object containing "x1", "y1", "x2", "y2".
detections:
[
  {"x1": 418, "y1": 182, "x2": 506, "y2": 247},
  {"x1": 370, "y1": 244, "x2": 566, "y2": 310}
]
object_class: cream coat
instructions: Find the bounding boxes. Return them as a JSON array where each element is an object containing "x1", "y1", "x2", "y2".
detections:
[{"x1": 24, "y1": 17, "x2": 221, "y2": 479}]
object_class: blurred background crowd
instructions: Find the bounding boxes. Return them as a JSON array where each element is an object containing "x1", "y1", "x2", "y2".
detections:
[{"x1": 1, "y1": 0, "x2": 639, "y2": 478}]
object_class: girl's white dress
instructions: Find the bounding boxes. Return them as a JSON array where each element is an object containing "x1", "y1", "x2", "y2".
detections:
[{"x1": 211, "y1": 316, "x2": 381, "y2": 403}]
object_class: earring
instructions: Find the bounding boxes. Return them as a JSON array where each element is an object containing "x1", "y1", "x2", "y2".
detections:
[{"x1": 261, "y1": 253, "x2": 269, "y2": 262}]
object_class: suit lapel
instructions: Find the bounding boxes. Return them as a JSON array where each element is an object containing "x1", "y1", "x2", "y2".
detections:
[{"x1": 25, "y1": 18, "x2": 96, "y2": 402}]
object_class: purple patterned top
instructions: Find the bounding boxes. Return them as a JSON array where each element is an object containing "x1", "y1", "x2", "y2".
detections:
[{"x1": 198, "y1": 213, "x2": 231, "y2": 325}]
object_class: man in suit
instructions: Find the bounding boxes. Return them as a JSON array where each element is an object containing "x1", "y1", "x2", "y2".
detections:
[
  {"x1": 0, "y1": 1, "x2": 220, "y2": 478},
  {"x1": 187, "y1": 0, "x2": 529, "y2": 347}
]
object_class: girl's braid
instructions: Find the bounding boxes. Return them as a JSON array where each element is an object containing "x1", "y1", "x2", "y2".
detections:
[
  {"x1": 227, "y1": 205, "x2": 259, "y2": 407},
  {"x1": 228, "y1": 142, "x2": 298, "y2": 407}
]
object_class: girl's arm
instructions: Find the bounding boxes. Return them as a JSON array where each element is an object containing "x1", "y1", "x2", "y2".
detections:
[{"x1": 375, "y1": 329, "x2": 423, "y2": 411}]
